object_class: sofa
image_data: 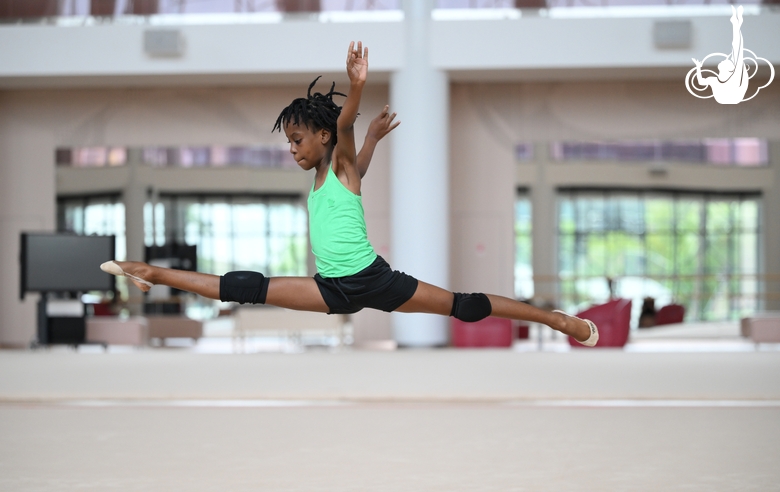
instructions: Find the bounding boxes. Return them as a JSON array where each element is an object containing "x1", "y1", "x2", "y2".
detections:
[
  {"x1": 85, "y1": 315, "x2": 203, "y2": 347},
  {"x1": 145, "y1": 315, "x2": 203, "y2": 344},
  {"x1": 86, "y1": 316, "x2": 149, "y2": 346},
  {"x1": 233, "y1": 306, "x2": 346, "y2": 351},
  {"x1": 655, "y1": 303, "x2": 685, "y2": 325},
  {"x1": 451, "y1": 317, "x2": 515, "y2": 348},
  {"x1": 741, "y1": 312, "x2": 780, "y2": 343}
]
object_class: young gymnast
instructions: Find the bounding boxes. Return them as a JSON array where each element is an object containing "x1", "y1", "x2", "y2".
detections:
[{"x1": 101, "y1": 41, "x2": 598, "y2": 346}]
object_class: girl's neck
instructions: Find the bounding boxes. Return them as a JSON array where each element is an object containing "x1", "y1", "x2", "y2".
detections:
[
  {"x1": 313, "y1": 151, "x2": 333, "y2": 183},
  {"x1": 314, "y1": 150, "x2": 333, "y2": 172}
]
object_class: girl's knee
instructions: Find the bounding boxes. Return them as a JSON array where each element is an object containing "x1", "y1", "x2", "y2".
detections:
[
  {"x1": 450, "y1": 293, "x2": 492, "y2": 322},
  {"x1": 220, "y1": 271, "x2": 269, "y2": 304}
]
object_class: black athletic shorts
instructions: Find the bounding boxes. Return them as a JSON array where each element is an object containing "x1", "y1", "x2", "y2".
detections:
[{"x1": 314, "y1": 255, "x2": 419, "y2": 315}]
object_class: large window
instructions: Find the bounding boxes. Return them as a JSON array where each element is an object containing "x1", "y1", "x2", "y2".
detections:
[
  {"x1": 57, "y1": 195, "x2": 126, "y2": 261},
  {"x1": 56, "y1": 144, "x2": 296, "y2": 170},
  {"x1": 56, "y1": 147, "x2": 127, "y2": 168},
  {"x1": 57, "y1": 194, "x2": 128, "y2": 298},
  {"x1": 146, "y1": 194, "x2": 308, "y2": 277},
  {"x1": 550, "y1": 138, "x2": 768, "y2": 167},
  {"x1": 558, "y1": 190, "x2": 761, "y2": 322}
]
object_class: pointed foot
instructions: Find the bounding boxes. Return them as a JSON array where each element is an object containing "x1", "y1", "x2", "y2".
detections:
[
  {"x1": 553, "y1": 310, "x2": 599, "y2": 347},
  {"x1": 100, "y1": 261, "x2": 154, "y2": 292}
]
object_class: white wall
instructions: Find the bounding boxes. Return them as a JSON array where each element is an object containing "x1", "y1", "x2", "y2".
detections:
[
  {"x1": 434, "y1": 11, "x2": 780, "y2": 76},
  {"x1": 0, "y1": 20, "x2": 403, "y2": 86},
  {"x1": 2, "y1": 10, "x2": 778, "y2": 87}
]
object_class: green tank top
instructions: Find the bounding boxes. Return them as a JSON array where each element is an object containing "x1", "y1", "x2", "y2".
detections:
[{"x1": 307, "y1": 165, "x2": 377, "y2": 278}]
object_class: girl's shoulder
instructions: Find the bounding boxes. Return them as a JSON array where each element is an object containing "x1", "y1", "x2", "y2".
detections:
[{"x1": 331, "y1": 153, "x2": 362, "y2": 196}]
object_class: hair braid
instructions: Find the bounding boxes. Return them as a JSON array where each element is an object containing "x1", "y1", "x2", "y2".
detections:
[{"x1": 272, "y1": 76, "x2": 346, "y2": 145}]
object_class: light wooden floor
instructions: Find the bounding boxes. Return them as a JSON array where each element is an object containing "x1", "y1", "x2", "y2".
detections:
[{"x1": 1, "y1": 347, "x2": 779, "y2": 491}]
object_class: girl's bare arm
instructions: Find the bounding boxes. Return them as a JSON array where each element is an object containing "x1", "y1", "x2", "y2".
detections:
[
  {"x1": 356, "y1": 105, "x2": 400, "y2": 178},
  {"x1": 333, "y1": 41, "x2": 367, "y2": 192}
]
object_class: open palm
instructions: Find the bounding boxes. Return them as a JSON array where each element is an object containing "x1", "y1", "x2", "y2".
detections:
[{"x1": 346, "y1": 41, "x2": 368, "y2": 83}]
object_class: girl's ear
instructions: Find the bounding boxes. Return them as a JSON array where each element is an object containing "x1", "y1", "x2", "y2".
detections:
[{"x1": 320, "y1": 129, "x2": 332, "y2": 145}]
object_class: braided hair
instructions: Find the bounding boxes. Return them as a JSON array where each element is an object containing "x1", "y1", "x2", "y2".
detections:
[{"x1": 273, "y1": 76, "x2": 346, "y2": 145}]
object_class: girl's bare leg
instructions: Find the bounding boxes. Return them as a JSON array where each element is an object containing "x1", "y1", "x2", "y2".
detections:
[
  {"x1": 113, "y1": 261, "x2": 329, "y2": 313},
  {"x1": 396, "y1": 280, "x2": 592, "y2": 342},
  {"x1": 265, "y1": 278, "x2": 329, "y2": 313},
  {"x1": 114, "y1": 262, "x2": 589, "y2": 337},
  {"x1": 114, "y1": 261, "x2": 220, "y2": 298}
]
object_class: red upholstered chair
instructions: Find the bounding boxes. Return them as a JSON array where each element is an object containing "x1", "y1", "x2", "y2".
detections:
[
  {"x1": 568, "y1": 298, "x2": 632, "y2": 348},
  {"x1": 517, "y1": 323, "x2": 530, "y2": 340},
  {"x1": 452, "y1": 317, "x2": 514, "y2": 348},
  {"x1": 91, "y1": 302, "x2": 115, "y2": 317},
  {"x1": 655, "y1": 304, "x2": 685, "y2": 326}
]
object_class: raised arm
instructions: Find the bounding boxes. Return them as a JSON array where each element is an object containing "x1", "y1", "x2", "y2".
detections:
[
  {"x1": 332, "y1": 41, "x2": 368, "y2": 189},
  {"x1": 356, "y1": 105, "x2": 400, "y2": 178}
]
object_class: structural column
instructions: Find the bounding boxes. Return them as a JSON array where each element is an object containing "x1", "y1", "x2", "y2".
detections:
[
  {"x1": 389, "y1": 0, "x2": 449, "y2": 346},
  {"x1": 531, "y1": 144, "x2": 558, "y2": 309},
  {"x1": 124, "y1": 149, "x2": 147, "y2": 316},
  {"x1": 0, "y1": 107, "x2": 52, "y2": 346},
  {"x1": 764, "y1": 141, "x2": 780, "y2": 311}
]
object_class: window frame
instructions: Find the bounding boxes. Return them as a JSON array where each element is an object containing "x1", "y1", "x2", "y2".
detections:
[{"x1": 556, "y1": 187, "x2": 763, "y2": 322}]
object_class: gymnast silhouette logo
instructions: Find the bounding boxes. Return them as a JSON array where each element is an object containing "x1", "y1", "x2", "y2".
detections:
[{"x1": 685, "y1": 5, "x2": 774, "y2": 104}]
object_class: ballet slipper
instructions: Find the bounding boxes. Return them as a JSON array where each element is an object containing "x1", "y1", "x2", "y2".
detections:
[
  {"x1": 553, "y1": 310, "x2": 599, "y2": 347},
  {"x1": 100, "y1": 261, "x2": 154, "y2": 289}
]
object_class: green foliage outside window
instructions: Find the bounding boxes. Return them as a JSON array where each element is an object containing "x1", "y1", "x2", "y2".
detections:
[
  {"x1": 557, "y1": 191, "x2": 761, "y2": 322},
  {"x1": 514, "y1": 195, "x2": 533, "y2": 300}
]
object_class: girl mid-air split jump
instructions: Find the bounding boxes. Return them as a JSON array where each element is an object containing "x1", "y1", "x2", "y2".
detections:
[{"x1": 101, "y1": 41, "x2": 598, "y2": 346}]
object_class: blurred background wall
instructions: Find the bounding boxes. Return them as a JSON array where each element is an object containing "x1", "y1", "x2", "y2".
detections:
[{"x1": 1, "y1": 0, "x2": 778, "y2": 347}]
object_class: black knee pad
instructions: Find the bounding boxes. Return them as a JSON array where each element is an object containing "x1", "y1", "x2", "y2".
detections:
[
  {"x1": 450, "y1": 292, "x2": 492, "y2": 322},
  {"x1": 220, "y1": 271, "x2": 270, "y2": 305}
]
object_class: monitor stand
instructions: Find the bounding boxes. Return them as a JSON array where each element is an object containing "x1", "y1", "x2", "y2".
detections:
[{"x1": 33, "y1": 294, "x2": 88, "y2": 348}]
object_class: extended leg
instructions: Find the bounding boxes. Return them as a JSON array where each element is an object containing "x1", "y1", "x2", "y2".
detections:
[
  {"x1": 108, "y1": 261, "x2": 329, "y2": 313},
  {"x1": 396, "y1": 280, "x2": 593, "y2": 343},
  {"x1": 110, "y1": 261, "x2": 220, "y2": 298}
]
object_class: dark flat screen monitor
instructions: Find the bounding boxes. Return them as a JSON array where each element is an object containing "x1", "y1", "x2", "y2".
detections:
[{"x1": 20, "y1": 233, "x2": 116, "y2": 298}]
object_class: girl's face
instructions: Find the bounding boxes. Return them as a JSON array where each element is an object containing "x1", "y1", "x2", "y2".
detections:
[{"x1": 283, "y1": 122, "x2": 331, "y2": 171}]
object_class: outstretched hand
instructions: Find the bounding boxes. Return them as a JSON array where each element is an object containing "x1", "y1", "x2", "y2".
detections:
[
  {"x1": 367, "y1": 105, "x2": 400, "y2": 141},
  {"x1": 346, "y1": 41, "x2": 368, "y2": 84},
  {"x1": 692, "y1": 58, "x2": 702, "y2": 67}
]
